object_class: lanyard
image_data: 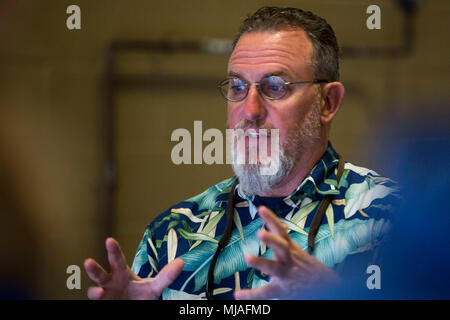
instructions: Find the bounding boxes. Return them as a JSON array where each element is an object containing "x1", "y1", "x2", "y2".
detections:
[{"x1": 206, "y1": 155, "x2": 344, "y2": 300}]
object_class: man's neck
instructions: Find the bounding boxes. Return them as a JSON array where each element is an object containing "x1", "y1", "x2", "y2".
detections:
[{"x1": 257, "y1": 141, "x2": 328, "y2": 198}]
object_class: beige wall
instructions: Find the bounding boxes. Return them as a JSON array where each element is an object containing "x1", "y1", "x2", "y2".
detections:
[{"x1": 0, "y1": 0, "x2": 448, "y2": 299}]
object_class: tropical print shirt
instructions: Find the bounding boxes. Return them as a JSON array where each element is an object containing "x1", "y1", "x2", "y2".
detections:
[{"x1": 131, "y1": 142, "x2": 399, "y2": 299}]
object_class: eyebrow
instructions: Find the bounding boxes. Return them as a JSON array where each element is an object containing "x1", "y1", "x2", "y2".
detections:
[
  {"x1": 265, "y1": 71, "x2": 290, "y2": 77},
  {"x1": 227, "y1": 70, "x2": 294, "y2": 81},
  {"x1": 227, "y1": 71, "x2": 242, "y2": 78}
]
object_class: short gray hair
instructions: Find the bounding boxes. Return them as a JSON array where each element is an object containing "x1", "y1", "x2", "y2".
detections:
[{"x1": 233, "y1": 6, "x2": 340, "y2": 82}]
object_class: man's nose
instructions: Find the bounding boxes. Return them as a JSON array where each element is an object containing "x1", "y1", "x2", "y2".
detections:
[{"x1": 242, "y1": 85, "x2": 267, "y2": 122}]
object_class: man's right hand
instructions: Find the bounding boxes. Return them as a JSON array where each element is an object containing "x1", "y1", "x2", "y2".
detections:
[{"x1": 84, "y1": 237, "x2": 184, "y2": 300}]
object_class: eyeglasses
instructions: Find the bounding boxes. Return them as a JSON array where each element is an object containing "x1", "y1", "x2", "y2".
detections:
[{"x1": 218, "y1": 75, "x2": 328, "y2": 102}]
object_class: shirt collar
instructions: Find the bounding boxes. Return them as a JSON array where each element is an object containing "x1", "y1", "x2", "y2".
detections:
[
  {"x1": 215, "y1": 142, "x2": 341, "y2": 218},
  {"x1": 286, "y1": 141, "x2": 341, "y2": 202}
]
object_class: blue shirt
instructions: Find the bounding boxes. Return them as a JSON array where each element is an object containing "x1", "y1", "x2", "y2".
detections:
[{"x1": 131, "y1": 142, "x2": 399, "y2": 299}]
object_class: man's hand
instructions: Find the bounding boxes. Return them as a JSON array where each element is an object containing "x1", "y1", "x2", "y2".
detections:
[
  {"x1": 84, "y1": 237, "x2": 184, "y2": 300},
  {"x1": 234, "y1": 206, "x2": 340, "y2": 300}
]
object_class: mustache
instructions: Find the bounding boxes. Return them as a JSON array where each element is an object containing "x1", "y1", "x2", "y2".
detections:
[{"x1": 232, "y1": 119, "x2": 275, "y2": 131}]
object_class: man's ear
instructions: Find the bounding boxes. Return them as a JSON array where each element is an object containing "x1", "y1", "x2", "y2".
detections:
[{"x1": 320, "y1": 82, "x2": 345, "y2": 124}]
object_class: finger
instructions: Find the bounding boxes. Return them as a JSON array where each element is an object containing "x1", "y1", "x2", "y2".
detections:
[
  {"x1": 234, "y1": 283, "x2": 280, "y2": 300},
  {"x1": 87, "y1": 286, "x2": 105, "y2": 300},
  {"x1": 245, "y1": 254, "x2": 281, "y2": 277},
  {"x1": 257, "y1": 229, "x2": 290, "y2": 262},
  {"x1": 84, "y1": 258, "x2": 111, "y2": 286},
  {"x1": 151, "y1": 258, "x2": 185, "y2": 296},
  {"x1": 258, "y1": 206, "x2": 289, "y2": 238},
  {"x1": 106, "y1": 237, "x2": 128, "y2": 272}
]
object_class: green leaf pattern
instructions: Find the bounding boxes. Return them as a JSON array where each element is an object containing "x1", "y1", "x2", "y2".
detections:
[{"x1": 132, "y1": 146, "x2": 398, "y2": 299}]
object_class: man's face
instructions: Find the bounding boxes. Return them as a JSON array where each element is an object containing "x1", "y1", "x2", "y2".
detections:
[{"x1": 227, "y1": 29, "x2": 323, "y2": 195}]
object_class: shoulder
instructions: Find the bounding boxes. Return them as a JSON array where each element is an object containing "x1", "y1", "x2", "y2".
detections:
[
  {"x1": 132, "y1": 177, "x2": 236, "y2": 277},
  {"x1": 339, "y1": 161, "x2": 400, "y2": 220},
  {"x1": 145, "y1": 177, "x2": 236, "y2": 237}
]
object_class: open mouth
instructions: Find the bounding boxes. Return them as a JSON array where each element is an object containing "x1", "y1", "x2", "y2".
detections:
[
  {"x1": 244, "y1": 128, "x2": 271, "y2": 138},
  {"x1": 245, "y1": 130, "x2": 260, "y2": 138}
]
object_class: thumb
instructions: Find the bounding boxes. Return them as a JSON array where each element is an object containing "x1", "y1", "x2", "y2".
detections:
[{"x1": 150, "y1": 258, "x2": 185, "y2": 296}]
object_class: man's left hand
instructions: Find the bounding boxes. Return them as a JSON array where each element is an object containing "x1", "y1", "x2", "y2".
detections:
[{"x1": 234, "y1": 206, "x2": 340, "y2": 300}]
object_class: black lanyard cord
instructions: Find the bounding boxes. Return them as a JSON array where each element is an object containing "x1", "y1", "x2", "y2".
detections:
[
  {"x1": 308, "y1": 155, "x2": 345, "y2": 253},
  {"x1": 206, "y1": 178, "x2": 239, "y2": 300},
  {"x1": 205, "y1": 155, "x2": 344, "y2": 299}
]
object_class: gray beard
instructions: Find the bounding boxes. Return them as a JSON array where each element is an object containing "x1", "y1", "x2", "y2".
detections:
[{"x1": 232, "y1": 102, "x2": 322, "y2": 197}]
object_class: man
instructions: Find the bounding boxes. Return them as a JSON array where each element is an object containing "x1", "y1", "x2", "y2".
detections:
[{"x1": 84, "y1": 7, "x2": 398, "y2": 300}]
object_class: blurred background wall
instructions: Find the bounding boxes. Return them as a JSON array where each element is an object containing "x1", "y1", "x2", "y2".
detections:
[{"x1": 0, "y1": 0, "x2": 448, "y2": 299}]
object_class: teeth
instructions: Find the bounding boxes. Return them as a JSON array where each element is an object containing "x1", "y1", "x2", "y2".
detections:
[
  {"x1": 246, "y1": 131, "x2": 259, "y2": 137},
  {"x1": 244, "y1": 130, "x2": 271, "y2": 138}
]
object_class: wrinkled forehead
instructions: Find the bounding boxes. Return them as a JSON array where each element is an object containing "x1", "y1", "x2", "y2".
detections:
[{"x1": 228, "y1": 29, "x2": 315, "y2": 79}]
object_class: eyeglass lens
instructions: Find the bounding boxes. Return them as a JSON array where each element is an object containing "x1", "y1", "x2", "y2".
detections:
[{"x1": 221, "y1": 76, "x2": 288, "y2": 101}]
